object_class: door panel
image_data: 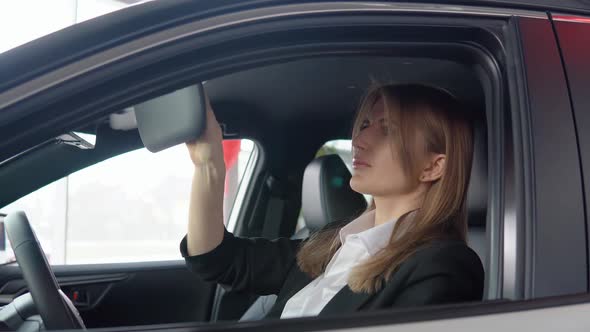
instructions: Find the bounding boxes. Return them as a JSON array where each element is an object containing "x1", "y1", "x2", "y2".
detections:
[
  {"x1": 516, "y1": 16, "x2": 587, "y2": 298},
  {"x1": 0, "y1": 261, "x2": 215, "y2": 328},
  {"x1": 552, "y1": 14, "x2": 590, "y2": 292}
]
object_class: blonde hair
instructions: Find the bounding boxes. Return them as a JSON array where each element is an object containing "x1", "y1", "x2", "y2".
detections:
[{"x1": 296, "y1": 83, "x2": 474, "y2": 293}]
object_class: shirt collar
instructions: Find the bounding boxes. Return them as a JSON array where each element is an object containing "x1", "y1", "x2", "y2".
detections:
[
  {"x1": 338, "y1": 209, "x2": 376, "y2": 244},
  {"x1": 338, "y1": 210, "x2": 399, "y2": 255}
]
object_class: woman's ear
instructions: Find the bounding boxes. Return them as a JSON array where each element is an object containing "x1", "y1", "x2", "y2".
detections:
[{"x1": 419, "y1": 154, "x2": 446, "y2": 183}]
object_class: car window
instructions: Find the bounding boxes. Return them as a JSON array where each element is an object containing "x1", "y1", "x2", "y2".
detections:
[
  {"x1": 294, "y1": 139, "x2": 370, "y2": 233},
  {"x1": 0, "y1": 139, "x2": 257, "y2": 265}
]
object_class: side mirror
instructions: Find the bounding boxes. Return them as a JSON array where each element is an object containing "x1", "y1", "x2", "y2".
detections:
[{"x1": 134, "y1": 83, "x2": 207, "y2": 153}]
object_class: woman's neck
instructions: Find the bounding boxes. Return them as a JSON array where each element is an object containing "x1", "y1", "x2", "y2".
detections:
[{"x1": 373, "y1": 193, "x2": 423, "y2": 227}]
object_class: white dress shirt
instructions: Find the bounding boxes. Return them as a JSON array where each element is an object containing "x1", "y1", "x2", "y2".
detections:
[{"x1": 280, "y1": 209, "x2": 398, "y2": 319}]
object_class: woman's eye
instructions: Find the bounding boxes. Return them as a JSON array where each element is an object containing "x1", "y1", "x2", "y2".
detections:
[{"x1": 360, "y1": 119, "x2": 370, "y2": 130}]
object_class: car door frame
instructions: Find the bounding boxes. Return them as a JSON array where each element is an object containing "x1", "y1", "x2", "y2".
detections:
[{"x1": 0, "y1": 1, "x2": 588, "y2": 331}]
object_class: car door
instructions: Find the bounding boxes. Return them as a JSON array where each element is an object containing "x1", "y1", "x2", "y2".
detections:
[
  {"x1": 0, "y1": 256, "x2": 215, "y2": 328},
  {"x1": 0, "y1": 1, "x2": 588, "y2": 331}
]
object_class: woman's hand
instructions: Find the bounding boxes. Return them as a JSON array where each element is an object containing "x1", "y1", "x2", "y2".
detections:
[{"x1": 185, "y1": 93, "x2": 225, "y2": 171}]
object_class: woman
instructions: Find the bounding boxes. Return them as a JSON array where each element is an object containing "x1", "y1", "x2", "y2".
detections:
[{"x1": 180, "y1": 83, "x2": 484, "y2": 319}]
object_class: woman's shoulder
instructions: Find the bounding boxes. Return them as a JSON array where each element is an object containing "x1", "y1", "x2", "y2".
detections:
[
  {"x1": 380, "y1": 240, "x2": 485, "y2": 305},
  {"x1": 403, "y1": 240, "x2": 484, "y2": 280},
  {"x1": 417, "y1": 239, "x2": 481, "y2": 259}
]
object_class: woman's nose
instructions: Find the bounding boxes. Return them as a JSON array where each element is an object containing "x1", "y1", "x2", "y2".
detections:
[
  {"x1": 353, "y1": 122, "x2": 379, "y2": 150},
  {"x1": 352, "y1": 134, "x2": 368, "y2": 151}
]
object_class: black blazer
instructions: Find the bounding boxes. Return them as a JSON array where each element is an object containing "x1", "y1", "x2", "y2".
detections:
[{"x1": 180, "y1": 228, "x2": 484, "y2": 319}]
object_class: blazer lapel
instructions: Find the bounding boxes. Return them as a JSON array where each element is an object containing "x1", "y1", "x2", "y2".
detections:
[{"x1": 318, "y1": 285, "x2": 374, "y2": 316}]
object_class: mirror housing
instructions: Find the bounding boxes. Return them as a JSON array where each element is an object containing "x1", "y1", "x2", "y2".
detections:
[{"x1": 134, "y1": 83, "x2": 206, "y2": 152}]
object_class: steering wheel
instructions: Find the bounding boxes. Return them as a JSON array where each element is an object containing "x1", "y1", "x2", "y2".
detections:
[{"x1": 5, "y1": 211, "x2": 85, "y2": 330}]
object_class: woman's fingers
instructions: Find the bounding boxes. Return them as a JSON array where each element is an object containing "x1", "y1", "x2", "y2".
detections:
[{"x1": 186, "y1": 90, "x2": 224, "y2": 168}]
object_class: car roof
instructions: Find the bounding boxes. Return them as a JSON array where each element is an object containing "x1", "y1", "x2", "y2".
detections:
[{"x1": 206, "y1": 55, "x2": 483, "y2": 135}]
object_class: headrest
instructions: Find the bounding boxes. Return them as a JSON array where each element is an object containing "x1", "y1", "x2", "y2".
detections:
[
  {"x1": 301, "y1": 154, "x2": 368, "y2": 232},
  {"x1": 466, "y1": 120, "x2": 487, "y2": 228}
]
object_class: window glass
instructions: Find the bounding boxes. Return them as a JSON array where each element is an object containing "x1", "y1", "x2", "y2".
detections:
[{"x1": 0, "y1": 139, "x2": 257, "y2": 265}]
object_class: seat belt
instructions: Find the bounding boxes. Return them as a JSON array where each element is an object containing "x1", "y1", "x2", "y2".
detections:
[
  {"x1": 262, "y1": 196, "x2": 285, "y2": 239},
  {"x1": 261, "y1": 175, "x2": 286, "y2": 239}
]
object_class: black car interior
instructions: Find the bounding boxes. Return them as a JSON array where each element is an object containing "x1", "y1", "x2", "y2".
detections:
[
  {"x1": 203, "y1": 55, "x2": 489, "y2": 321},
  {"x1": 0, "y1": 53, "x2": 490, "y2": 328}
]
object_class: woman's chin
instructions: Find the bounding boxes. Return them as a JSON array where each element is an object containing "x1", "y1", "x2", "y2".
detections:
[{"x1": 349, "y1": 177, "x2": 370, "y2": 195}]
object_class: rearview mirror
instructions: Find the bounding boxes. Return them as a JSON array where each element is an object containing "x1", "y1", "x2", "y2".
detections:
[{"x1": 134, "y1": 83, "x2": 207, "y2": 153}]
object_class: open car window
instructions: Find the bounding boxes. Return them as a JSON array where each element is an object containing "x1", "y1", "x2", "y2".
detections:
[{"x1": 0, "y1": 139, "x2": 257, "y2": 265}]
